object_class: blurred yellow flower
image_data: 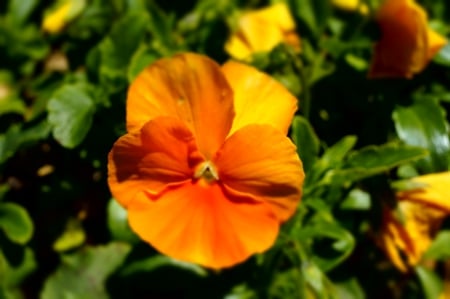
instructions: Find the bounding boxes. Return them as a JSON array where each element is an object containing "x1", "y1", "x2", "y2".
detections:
[
  {"x1": 331, "y1": 0, "x2": 369, "y2": 15},
  {"x1": 378, "y1": 172, "x2": 450, "y2": 272},
  {"x1": 225, "y1": 3, "x2": 300, "y2": 60},
  {"x1": 368, "y1": 0, "x2": 448, "y2": 78},
  {"x1": 42, "y1": 0, "x2": 85, "y2": 34}
]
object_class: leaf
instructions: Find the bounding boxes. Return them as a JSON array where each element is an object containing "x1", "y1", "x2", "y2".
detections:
[
  {"x1": 340, "y1": 189, "x2": 371, "y2": 211},
  {"x1": 0, "y1": 247, "x2": 37, "y2": 288},
  {"x1": 434, "y1": 42, "x2": 450, "y2": 67},
  {"x1": 41, "y1": 243, "x2": 131, "y2": 299},
  {"x1": 107, "y1": 198, "x2": 139, "y2": 243},
  {"x1": 326, "y1": 143, "x2": 427, "y2": 185},
  {"x1": 393, "y1": 99, "x2": 450, "y2": 173},
  {"x1": 289, "y1": 0, "x2": 331, "y2": 37},
  {"x1": 7, "y1": 0, "x2": 39, "y2": 25},
  {"x1": 95, "y1": 12, "x2": 149, "y2": 93},
  {"x1": 127, "y1": 45, "x2": 159, "y2": 82},
  {"x1": 0, "y1": 203, "x2": 34, "y2": 245},
  {"x1": 52, "y1": 218, "x2": 86, "y2": 252},
  {"x1": 291, "y1": 116, "x2": 320, "y2": 173},
  {"x1": 415, "y1": 266, "x2": 443, "y2": 299},
  {"x1": 423, "y1": 231, "x2": 450, "y2": 261},
  {"x1": 47, "y1": 84, "x2": 95, "y2": 149}
]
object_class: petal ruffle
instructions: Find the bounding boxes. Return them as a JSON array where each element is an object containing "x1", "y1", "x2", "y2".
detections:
[
  {"x1": 221, "y1": 61, "x2": 298, "y2": 135},
  {"x1": 127, "y1": 53, "x2": 235, "y2": 158},
  {"x1": 108, "y1": 116, "x2": 203, "y2": 208},
  {"x1": 127, "y1": 181, "x2": 279, "y2": 269},
  {"x1": 214, "y1": 124, "x2": 304, "y2": 221}
]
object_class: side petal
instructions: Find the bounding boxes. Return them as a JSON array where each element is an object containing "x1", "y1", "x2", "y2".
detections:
[
  {"x1": 214, "y1": 124, "x2": 304, "y2": 221},
  {"x1": 127, "y1": 181, "x2": 279, "y2": 269},
  {"x1": 427, "y1": 28, "x2": 448, "y2": 60},
  {"x1": 107, "y1": 117, "x2": 203, "y2": 208},
  {"x1": 221, "y1": 61, "x2": 298, "y2": 135},
  {"x1": 127, "y1": 53, "x2": 235, "y2": 158}
]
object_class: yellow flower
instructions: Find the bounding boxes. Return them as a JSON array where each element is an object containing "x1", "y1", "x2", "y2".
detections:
[
  {"x1": 378, "y1": 172, "x2": 450, "y2": 272},
  {"x1": 225, "y1": 3, "x2": 301, "y2": 60},
  {"x1": 331, "y1": 0, "x2": 369, "y2": 15},
  {"x1": 368, "y1": 0, "x2": 448, "y2": 79},
  {"x1": 42, "y1": 0, "x2": 85, "y2": 34}
]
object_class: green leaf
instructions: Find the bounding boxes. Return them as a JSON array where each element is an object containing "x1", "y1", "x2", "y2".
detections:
[
  {"x1": 415, "y1": 266, "x2": 443, "y2": 299},
  {"x1": 393, "y1": 99, "x2": 450, "y2": 173},
  {"x1": 107, "y1": 198, "x2": 139, "y2": 243},
  {"x1": 340, "y1": 189, "x2": 371, "y2": 210},
  {"x1": 423, "y1": 230, "x2": 450, "y2": 261},
  {"x1": 291, "y1": 116, "x2": 320, "y2": 173},
  {"x1": 289, "y1": 0, "x2": 331, "y2": 37},
  {"x1": 0, "y1": 203, "x2": 34, "y2": 245},
  {"x1": 7, "y1": 0, "x2": 39, "y2": 25},
  {"x1": 95, "y1": 11, "x2": 149, "y2": 93},
  {"x1": 127, "y1": 45, "x2": 159, "y2": 82},
  {"x1": 41, "y1": 243, "x2": 131, "y2": 299},
  {"x1": 120, "y1": 255, "x2": 208, "y2": 277},
  {"x1": 0, "y1": 247, "x2": 37, "y2": 288},
  {"x1": 326, "y1": 143, "x2": 427, "y2": 185},
  {"x1": 434, "y1": 42, "x2": 450, "y2": 67},
  {"x1": 52, "y1": 218, "x2": 86, "y2": 252},
  {"x1": 47, "y1": 84, "x2": 95, "y2": 149}
]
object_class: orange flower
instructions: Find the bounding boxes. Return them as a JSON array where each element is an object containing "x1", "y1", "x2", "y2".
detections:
[
  {"x1": 107, "y1": 53, "x2": 304, "y2": 269},
  {"x1": 378, "y1": 172, "x2": 450, "y2": 272},
  {"x1": 225, "y1": 3, "x2": 301, "y2": 60},
  {"x1": 368, "y1": 0, "x2": 447, "y2": 79}
]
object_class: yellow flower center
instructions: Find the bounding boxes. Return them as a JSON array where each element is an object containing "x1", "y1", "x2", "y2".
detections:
[{"x1": 194, "y1": 161, "x2": 219, "y2": 184}]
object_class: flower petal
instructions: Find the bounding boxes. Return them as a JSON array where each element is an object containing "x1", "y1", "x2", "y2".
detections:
[
  {"x1": 108, "y1": 116, "x2": 203, "y2": 208},
  {"x1": 214, "y1": 124, "x2": 304, "y2": 221},
  {"x1": 127, "y1": 53, "x2": 235, "y2": 158},
  {"x1": 127, "y1": 181, "x2": 279, "y2": 269},
  {"x1": 221, "y1": 62, "x2": 298, "y2": 135},
  {"x1": 368, "y1": 0, "x2": 445, "y2": 78},
  {"x1": 397, "y1": 172, "x2": 450, "y2": 212}
]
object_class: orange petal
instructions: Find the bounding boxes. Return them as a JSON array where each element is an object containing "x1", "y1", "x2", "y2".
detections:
[
  {"x1": 214, "y1": 124, "x2": 304, "y2": 221},
  {"x1": 221, "y1": 61, "x2": 298, "y2": 135},
  {"x1": 127, "y1": 53, "x2": 235, "y2": 158},
  {"x1": 108, "y1": 116, "x2": 203, "y2": 208},
  {"x1": 427, "y1": 28, "x2": 448, "y2": 60},
  {"x1": 127, "y1": 181, "x2": 279, "y2": 269}
]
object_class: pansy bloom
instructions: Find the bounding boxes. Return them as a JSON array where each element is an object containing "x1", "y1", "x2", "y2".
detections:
[
  {"x1": 368, "y1": 0, "x2": 448, "y2": 79},
  {"x1": 42, "y1": 0, "x2": 85, "y2": 34},
  {"x1": 225, "y1": 3, "x2": 301, "y2": 60},
  {"x1": 377, "y1": 172, "x2": 450, "y2": 272},
  {"x1": 108, "y1": 53, "x2": 304, "y2": 269}
]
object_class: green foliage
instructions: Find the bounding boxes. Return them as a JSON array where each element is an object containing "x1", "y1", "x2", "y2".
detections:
[{"x1": 1, "y1": 0, "x2": 450, "y2": 297}]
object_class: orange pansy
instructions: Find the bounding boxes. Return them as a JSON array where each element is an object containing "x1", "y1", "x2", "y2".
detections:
[
  {"x1": 108, "y1": 53, "x2": 305, "y2": 269},
  {"x1": 368, "y1": 0, "x2": 448, "y2": 79},
  {"x1": 378, "y1": 172, "x2": 450, "y2": 272},
  {"x1": 225, "y1": 3, "x2": 301, "y2": 60}
]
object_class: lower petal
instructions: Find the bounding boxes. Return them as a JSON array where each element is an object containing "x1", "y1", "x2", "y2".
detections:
[{"x1": 127, "y1": 181, "x2": 279, "y2": 269}]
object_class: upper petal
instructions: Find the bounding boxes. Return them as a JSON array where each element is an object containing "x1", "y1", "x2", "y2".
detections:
[
  {"x1": 127, "y1": 53, "x2": 235, "y2": 158},
  {"x1": 214, "y1": 124, "x2": 304, "y2": 221},
  {"x1": 368, "y1": 0, "x2": 435, "y2": 78},
  {"x1": 127, "y1": 181, "x2": 279, "y2": 269},
  {"x1": 221, "y1": 61, "x2": 298, "y2": 135},
  {"x1": 108, "y1": 116, "x2": 203, "y2": 208}
]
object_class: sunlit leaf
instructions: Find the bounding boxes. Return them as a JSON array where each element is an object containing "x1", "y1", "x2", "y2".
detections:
[
  {"x1": 291, "y1": 116, "x2": 320, "y2": 173},
  {"x1": 47, "y1": 84, "x2": 95, "y2": 148},
  {"x1": 415, "y1": 266, "x2": 443, "y2": 299},
  {"x1": 393, "y1": 99, "x2": 450, "y2": 173},
  {"x1": 0, "y1": 203, "x2": 34, "y2": 244},
  {"x1": 41, "y1": 243, "x2": 131, "y2": 299},
  {"x1": 423, "y1": 230, "x2": 450, "y2": 261}
]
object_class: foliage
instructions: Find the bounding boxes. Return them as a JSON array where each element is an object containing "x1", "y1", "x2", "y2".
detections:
[{"x1": 0, "y1": 0, "x2": 450, "y2": 298}]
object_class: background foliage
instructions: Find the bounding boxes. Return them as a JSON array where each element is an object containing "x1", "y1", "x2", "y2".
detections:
[{"x1": 0, "y1": 0, "x2": 450, "y2": 298}]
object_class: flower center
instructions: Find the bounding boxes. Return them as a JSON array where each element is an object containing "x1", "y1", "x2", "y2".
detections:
[{"x1": 194, "y1": 161, "x2": 219, "y2": 183}]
